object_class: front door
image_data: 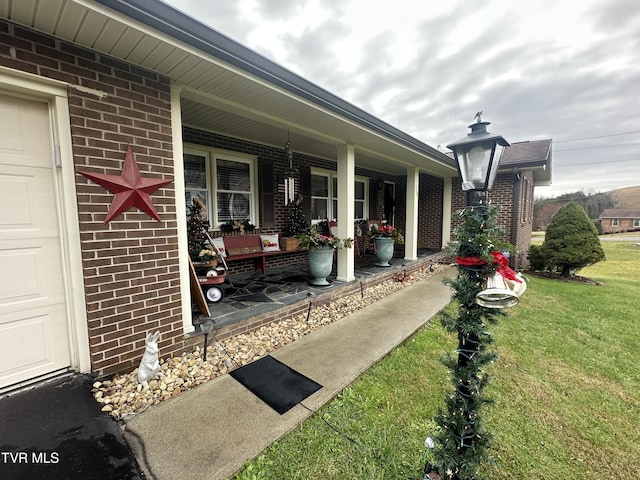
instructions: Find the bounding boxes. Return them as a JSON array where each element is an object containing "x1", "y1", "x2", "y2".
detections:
[{"x1": 0, "y1": 93, "x2": 71, "y2": 389}]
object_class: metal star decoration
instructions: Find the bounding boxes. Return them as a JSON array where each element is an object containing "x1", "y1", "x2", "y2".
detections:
[{"x1": 80, "y1": 146, "x2": 172, "y2": 223}]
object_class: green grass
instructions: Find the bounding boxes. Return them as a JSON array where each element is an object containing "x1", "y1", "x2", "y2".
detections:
[{"x1": 234, "y1": 242, "x2": 640, "y2": 480}]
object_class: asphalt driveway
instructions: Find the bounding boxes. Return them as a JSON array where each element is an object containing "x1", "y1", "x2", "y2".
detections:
[{"x1": 0, "y1": 374, "x2": 141, "y2": 480}]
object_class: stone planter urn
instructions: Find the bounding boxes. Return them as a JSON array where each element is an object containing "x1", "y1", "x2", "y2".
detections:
[
  {"x1": 374, "y1": 237, "x2": 395, "y2": 267},
  {"x1": 308, "y1": 245, "x2": 335, "y2": 285}
]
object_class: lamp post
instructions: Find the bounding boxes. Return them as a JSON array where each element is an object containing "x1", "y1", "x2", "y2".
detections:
[{"x1": 428, "y1": 114, "x2": 514, "y2": 480}]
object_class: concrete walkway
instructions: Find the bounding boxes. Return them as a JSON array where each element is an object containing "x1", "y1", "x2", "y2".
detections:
[{"x1": 123, "y1": 268, "x2": 453, "y2": 480}]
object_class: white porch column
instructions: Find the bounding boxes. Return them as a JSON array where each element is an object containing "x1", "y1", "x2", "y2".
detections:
[
  {"x1": 404, "y1": 166, "x2": 420, "y2": 261},
  {"x1": 441, "y1": 177, "x2": 452, "y2": 248},
  {"x1": 171, "y1": 86, "x2": 195, "y2": 334},
  {"x1": 336, "y1": 143, "x2": 355, "y2": 282}
]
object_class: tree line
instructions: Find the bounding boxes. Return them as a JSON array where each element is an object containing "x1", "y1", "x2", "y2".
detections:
[{"x1": 533, "y1": 190, "x2": 616, "y2": 230}]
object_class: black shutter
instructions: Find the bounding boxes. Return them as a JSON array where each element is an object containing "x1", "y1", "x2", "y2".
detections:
[
  {"x1": 260, "y1": 159, "x2": 275, "y2": 227},
  {"x1": 369, "y1": 178, "x2": 379, "y2": 220},
  {"x1": 300, "y1": 165, "x2": 312, "y2": 221}
]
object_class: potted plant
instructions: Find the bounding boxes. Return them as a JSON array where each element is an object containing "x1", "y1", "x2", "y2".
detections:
[
  {"x1": 296, "y1": 224, "x2": 352, "y2": 285},
  {"x1": 367, "y1": 223, "x2": 404, "y2": 267}
]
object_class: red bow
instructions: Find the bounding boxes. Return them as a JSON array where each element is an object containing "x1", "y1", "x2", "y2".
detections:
[
  {"x1": 456, "y1": 252, "x2": 522, "y2": 283},
  {"x1": 491, "y1": 251, "x2": 521, "y2": 283}
]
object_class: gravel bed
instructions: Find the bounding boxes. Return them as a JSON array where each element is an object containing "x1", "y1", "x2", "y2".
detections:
[{"x1": 92, "y1": 263, "x2": 449, "y2": 420}]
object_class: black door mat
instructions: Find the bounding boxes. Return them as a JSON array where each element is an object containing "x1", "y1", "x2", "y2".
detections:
[{"x1": 229, "y1": 355, "x2": 322, "y2": 414}]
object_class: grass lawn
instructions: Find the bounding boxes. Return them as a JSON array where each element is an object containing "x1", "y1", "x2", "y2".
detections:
[{"x1": 234, "y1": 242, "x2": 640, "y2": 480}]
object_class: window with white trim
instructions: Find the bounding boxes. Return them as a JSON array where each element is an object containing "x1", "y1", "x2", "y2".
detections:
[
  {"x1": 310, "y1": 172, "x2": 330, "y2": 222},
  {"x1": 612, "y1": 218, "x2": 619, "y2": 227},
  {"x1": 184, "y1": 148, "x2": 257, "y2": 228},
  {"x1": 310, "y1": 169, "x2": 368, "y2": 222},
  {"x1": 633, "y1": 218, "x2": 640, "y2": 228}
]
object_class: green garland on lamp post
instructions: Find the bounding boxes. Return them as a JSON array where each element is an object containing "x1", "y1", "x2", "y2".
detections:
[
  {"x1": 429, "y1": 204, "x2": 510, "y2": 480},
  {"x1": 421, "y1": 114, "x2": 517, "y2": 479}
]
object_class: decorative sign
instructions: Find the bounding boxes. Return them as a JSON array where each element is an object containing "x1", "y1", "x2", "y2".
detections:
[{"x1": 80, "y1": 146, "x2": 172, "y2": 223}]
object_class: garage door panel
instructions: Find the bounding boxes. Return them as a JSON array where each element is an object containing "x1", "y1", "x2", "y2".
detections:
[
  {"x1": 0, "y1": 175, "x2": 33, "y2": 226},
  {"x1": 0, "y1": 92, "x2": 70, "y2": 389},
  {"x1": 0, "y1": 241, "x2": 64, "y2": 309},
  {"x1": 0, "y1": 305, "x2": 70, "y2": 387},
  {"x1": 0, "y1": 167, "x2": 58, "y2": 237},
  {"x1": 0, "y1": 247, "x2": 40, "y2": 301},
  {"x1": 0, "y1": 95, "x2": 51, "y2": 166}
]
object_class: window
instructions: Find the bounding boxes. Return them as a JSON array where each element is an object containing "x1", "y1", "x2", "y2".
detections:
[
  {"x1": 612, "y1": 218, "x2": 619, "y2": 227},
  {"x1": 216, "y1": 158, "x2": 252, "y2": 224},
  {"x1": 354, "y1": 179, "x2": 366, "y2": 220},
  {"x1": 310, "y1": 169, "x2": 368, "y2": 222},
  {"x1": 184, "y1": 148, "x2": 256, "y2": 228},
  {"x1": 310, "y1": 172, "x2": 330, "y2": 222},
  {"x1": 184, "y1": 152, "x2": 210, "y2": 217},
  {"x1": 634, "y1": 218, "x2": 640, "y2": 228}
]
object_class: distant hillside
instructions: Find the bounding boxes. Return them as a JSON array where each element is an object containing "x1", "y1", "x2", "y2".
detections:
[
  {"x1": 533, "y1": 185, "x2": 639, "y2": 230},
  {"x1": 612, "y1": 185, "x2": 640, "y2": 209}
]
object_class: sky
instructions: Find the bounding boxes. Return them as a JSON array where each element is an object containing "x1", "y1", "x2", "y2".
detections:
[{"x1": 163, "y1": 0, "x2": 640, "y2": 198}]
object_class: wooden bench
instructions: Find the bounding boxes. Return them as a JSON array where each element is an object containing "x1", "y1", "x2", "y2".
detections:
[{"x1": 221, "y1": 234, "x2": 301, "y2": 275}]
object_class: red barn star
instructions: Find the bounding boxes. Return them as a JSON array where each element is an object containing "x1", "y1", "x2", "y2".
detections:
[{"x1": 80, "y1": 146, "x2": 173, "y2": 223}]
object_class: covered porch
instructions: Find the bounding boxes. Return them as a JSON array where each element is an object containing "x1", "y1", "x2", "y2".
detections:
[{"x1": 175, "y1": 84, "x2": 458, "y2": 332}]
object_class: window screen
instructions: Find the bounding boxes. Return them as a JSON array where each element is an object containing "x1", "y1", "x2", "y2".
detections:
[
  {"x1": 216, "y1": 158, "x2": 252, "y2": 222},
  {"x1": 311, "y1": 174, "x2": 329, "y2": 221}
]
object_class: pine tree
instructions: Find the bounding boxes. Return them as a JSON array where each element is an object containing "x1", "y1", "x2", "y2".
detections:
[
  {"x1": 285, "y1": 195, "x2": 309, "y2": 237},
  {"x1": 187, "y1": 197, "x2": 211, "y2": 262},
  {"x1": 541, "y1": 201, "x2": 605, "y2": 276}
]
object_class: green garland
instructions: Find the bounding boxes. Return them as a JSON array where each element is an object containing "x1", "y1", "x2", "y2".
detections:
[{"x1": 431, "y1": 205, "x2": 511, "y2": 480}]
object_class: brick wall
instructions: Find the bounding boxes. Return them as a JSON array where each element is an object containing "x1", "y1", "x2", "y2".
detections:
[
  {"x1": 418, "y1": 174, "x2": 445, "y2": 249},
  {"x1": 511, "y1": 171, "x2": 534, "y2": 268},
  {"x1": 0, "y1": 19, "x2": 189, "y2": 377}
]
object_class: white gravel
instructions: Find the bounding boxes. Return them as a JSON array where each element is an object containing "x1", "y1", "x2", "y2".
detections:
[{"x1": 92, "y1": 263, "x2": 448, "y2": 419}]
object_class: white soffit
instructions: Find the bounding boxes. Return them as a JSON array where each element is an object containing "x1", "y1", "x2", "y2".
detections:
[{"x1": 0, "y1": 0, "x2": 456, "y2": 177}]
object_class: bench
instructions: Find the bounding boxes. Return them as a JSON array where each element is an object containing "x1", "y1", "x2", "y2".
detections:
[{"x1": 219, "y1": 234, "x2": 301, "y2": 275}]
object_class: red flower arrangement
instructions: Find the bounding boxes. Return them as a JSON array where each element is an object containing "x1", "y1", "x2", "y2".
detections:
[
  {"x1": 296, "y1": 224, "x2": 353, "y2": 250},
  {"x1": 367, "y1": 223, "x2": 404, "y2": 244}
]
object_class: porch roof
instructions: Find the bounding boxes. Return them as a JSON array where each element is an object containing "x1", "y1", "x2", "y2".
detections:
[
  {"x1": 500, "y1": 139, "x2": 552, "y2": 186},
  {"x1": 599, "y1": 209, "x2": 640, "y2": 219},
  {"x1": 3, "y1": 0, "x2": 457, "y2": 178}
]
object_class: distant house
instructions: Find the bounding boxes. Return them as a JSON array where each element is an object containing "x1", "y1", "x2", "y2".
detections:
[
  {"x1": 598, "y1": 209, "x2": 640, "y2": 233},
  {"x1": 0, "y1": 0, "x2": 550, "y2": 386}
]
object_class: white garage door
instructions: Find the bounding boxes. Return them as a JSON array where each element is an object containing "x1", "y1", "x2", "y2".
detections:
[{"x1": 0, "y1": 93, "x2": 71, "y2": 389}]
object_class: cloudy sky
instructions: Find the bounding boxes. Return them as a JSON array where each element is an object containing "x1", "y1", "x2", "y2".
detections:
[{"x1": 164, "y1": 0, "x2": 640, "y2": 198}]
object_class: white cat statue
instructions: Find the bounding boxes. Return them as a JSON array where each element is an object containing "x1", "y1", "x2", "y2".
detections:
[{"x1": 137, "y1": 331, "x2": 161, "y2": 386}]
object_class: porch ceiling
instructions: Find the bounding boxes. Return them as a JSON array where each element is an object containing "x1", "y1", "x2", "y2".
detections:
[{"x1": 1, "y1": 0, "x2": 457, "y2": 178}]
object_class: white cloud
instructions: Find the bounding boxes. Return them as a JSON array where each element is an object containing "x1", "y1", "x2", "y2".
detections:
[{"x1": 165, "y1": 0, "x2": 640, "y2": 197}]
